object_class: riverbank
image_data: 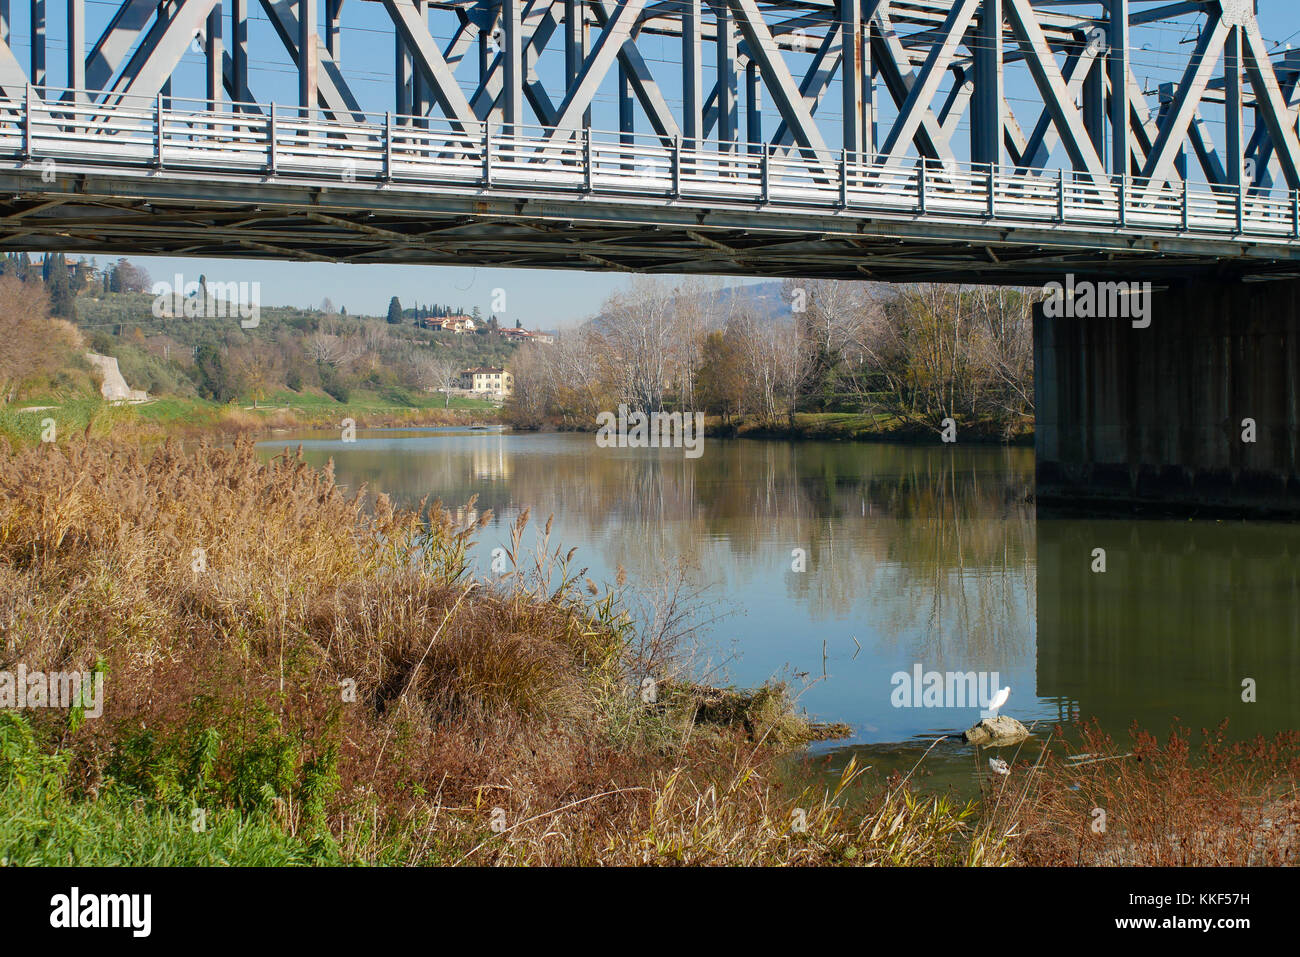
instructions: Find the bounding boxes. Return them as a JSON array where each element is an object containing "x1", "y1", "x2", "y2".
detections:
[
  {"x1": 517, "y1": 410, "x2": 1034, "y2": 445},
  {"x1": 6, "y1": 396, "x2": 1031, "y2": 451},
  {"x1": 714, "y1": 411, "x2": 1034, "y2": 444},
  {"x1": 0, "y1": 437, "x2": 990, "y2": 865},
  {"x1": 0, "y1": 390, "x2": 499, "y2": 447},
  {"x1": 1, "y1": 436, "x2": 1294, "y2": 866}
]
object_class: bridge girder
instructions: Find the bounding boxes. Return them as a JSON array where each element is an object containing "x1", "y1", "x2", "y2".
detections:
[
  {"x1": 0, "y1": 0, "x2": 1293, "y2": 183},
  {"x1": 0, "y1": 0, "x2": 1298, "y2": 279}
]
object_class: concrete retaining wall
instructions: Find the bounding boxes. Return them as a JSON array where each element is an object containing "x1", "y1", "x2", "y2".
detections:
[{"x1": 86, "y1": 352, "x2": 149, "y2": 404}]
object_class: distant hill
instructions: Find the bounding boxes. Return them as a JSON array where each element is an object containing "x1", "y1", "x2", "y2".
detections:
[
  {"x1": 715, "y1": 281, "x2": 791, "y2": 323},
  {"x1": 586, "y1": 280, "x2": 793, "y2": 333}
]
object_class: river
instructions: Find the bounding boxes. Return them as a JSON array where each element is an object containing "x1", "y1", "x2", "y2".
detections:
[{"x1": 257, "y1": 426, "x2": 1300, "y2": 794}]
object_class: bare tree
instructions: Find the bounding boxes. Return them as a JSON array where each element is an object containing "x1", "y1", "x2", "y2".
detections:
[
  {"x1": 670, "y1": 277, "x2": 725, "y2": 412},
  {"x1": 597, "y1": 276, "x2": 678, "y2": 412},
  {"x1": 782, "y1": 278, "x2": 865, "y2": 364},
  {"x1": 502, "y1": 345, "x2": 551, "y2": 427},
  {"x1": 548, "y1": 327, "x2": 609, "y2": 424},
  {"x1": 970, "y1": 286, "x2": 1035, "y2": 429},
  {"x1": 362, "y1": 319, "x2": 390, "y2": 356},
  {"x1": 414, "y1": 355, "x2": 457, "y2": 407},
  {"x1": 304, "y1": 332, "x2": 361, "y2": 368},
  {"x1": 772, "y1": 321, "x2": 814, "y2": 425}
]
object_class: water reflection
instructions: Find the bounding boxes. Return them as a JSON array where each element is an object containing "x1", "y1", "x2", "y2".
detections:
[
  {"x1": 258, "y1": 428, "x2": 1298, "y2": 792},
  {"x1": 1035, "y1": 518, "x2": 1300, "y2": 737}
]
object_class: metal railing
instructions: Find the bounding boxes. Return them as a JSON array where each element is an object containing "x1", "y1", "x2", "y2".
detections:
[{"x1": 3, "y1": 86, "x2": 1299, "y2": 243}]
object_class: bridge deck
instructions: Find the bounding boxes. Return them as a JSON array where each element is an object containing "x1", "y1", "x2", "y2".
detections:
[{"x1": 2, "y1": 92, "x2": 1299, "y2": 285}]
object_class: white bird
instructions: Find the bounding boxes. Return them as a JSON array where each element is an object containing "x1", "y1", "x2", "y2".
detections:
[
  {"x1": 984, "y1": 686, "x2": 1011, "y2": 719},
  {"x1": 989, "y1": 757, "x2": 1011, "y2": 777}
]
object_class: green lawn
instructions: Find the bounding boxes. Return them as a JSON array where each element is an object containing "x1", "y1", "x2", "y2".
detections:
[
  {"x1": 249, "y1": 387, "x2": 496, "y2": 414},
  {"x1": 1, "y1": 388, "x2": 499, "y2": 446}
]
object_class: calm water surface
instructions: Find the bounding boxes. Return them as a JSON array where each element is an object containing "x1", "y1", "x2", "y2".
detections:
[{"x1": 257, "y1": 427, "x2": 1300, "y2": 793}]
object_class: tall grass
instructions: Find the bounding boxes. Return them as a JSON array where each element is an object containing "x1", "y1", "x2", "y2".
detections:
[
  {"x1": 988, "y1": 720, "x2": 1300, "y2": 865},
  {"x1": 2, "y1": 437, "x2": 1289, "y2": 865},
  {"x1": 3, "y1": 437, "x2": 943, "y2": 865}
]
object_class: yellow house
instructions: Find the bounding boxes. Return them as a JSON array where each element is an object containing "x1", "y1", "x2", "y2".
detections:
[{"x1": 467, "y1": 366, "x2": 513, "y2": 396}]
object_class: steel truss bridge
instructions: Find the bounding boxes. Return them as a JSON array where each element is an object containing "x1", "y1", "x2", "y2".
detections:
[{"x1": 1, "y1": 0, "x2": 1300, "y2": 283}]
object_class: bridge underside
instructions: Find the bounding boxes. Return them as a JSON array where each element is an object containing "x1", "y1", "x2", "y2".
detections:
[
  {"x1": 0, "y1": 0, "x2": 1299, "y2": 284},
  {"x1": 1036, "y1": 275, "x2": 1300, "y2": 516},
  {"x1": 4, "y1": 165, "x2": 1300, "y2": 286}
]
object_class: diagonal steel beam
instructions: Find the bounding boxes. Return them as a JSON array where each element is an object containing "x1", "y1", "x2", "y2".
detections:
[
  {"x1": 726, "y1": 0, "x2": 830, "y2": 156},
  {"x1": 1005, "y1": 0, "x2": 1106, "y2": 179},
  {"x1": 591, "y1": 0, "x2": 681, "y2": 141},
  {"x1": 0, "y1": 34, "x2": 27, "y2": 100},
  {"x1": 83, "y1": 0, "x2": 156, "y2": 93},
  {"x1": 1239, "y1": 14, "x2": 1300, "y2": 189},
  {"x1": 222, "y1": 49, "x2": 262, "y2": 112},
  {"x1": 105, "y1": 0, "x2": 220, "y2": 103},
  {"x1": 1186, "y1": 106, "x2": 1227, "y2": 184},
  {"x1": 261, "y1": 0, "x2": 366, "y2": 122},
  {"x1": 1124, "y1": 68, "x2": 1154, "y2": 170},
  {"x1": 383, "y1": 0, "x2": 476, "y2": 127},
  {"x1": 771, "y1": 22, "x2": 841, "y2": 148},
  {"x1": 548, "y1": 0, "x2": 648, "y2": 136},
  {"x1": 469, "y1": 0, "x2": 558, "y2": 124},
  {"x1": 1141, "y1": 7, "x2": 1228, "y2": 185},
  {"x1": 1017, "y1": 40, "x2": 1100, "y2": 171},
  {"x1": 940, "y1": 70, "x2": 973, "y2": 141},
  {"x1": 1245, "y1": 63, "x2": 1300, "y2": 191},
  {"x1": 871, "y1": 5, "x2": 953, "y2": 162},
  {"x1": 878, "y1": 0, "x2": 979, "y2": 163}
]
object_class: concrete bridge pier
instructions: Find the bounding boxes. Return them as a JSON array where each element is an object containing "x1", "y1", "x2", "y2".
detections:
[{"x1": 1034, "y1": 277, "x2": 1300, "y2": 516}]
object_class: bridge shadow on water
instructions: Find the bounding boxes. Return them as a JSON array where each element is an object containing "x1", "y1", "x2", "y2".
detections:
[{"x1": 806, "y1": 504, "x2": 1300, "y2": 797}]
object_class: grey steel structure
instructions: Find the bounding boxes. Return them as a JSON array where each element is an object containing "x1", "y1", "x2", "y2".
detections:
[{"x1": 1, "y1": 0, "x2": 1299, "y2": 282}]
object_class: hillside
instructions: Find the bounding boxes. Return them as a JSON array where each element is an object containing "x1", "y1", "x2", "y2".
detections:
[{"x1": 73, "y1": 289, "x2": 520, "y2": 407}]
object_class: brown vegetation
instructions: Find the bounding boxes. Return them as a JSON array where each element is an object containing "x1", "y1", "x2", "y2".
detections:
[
  {"x1": 0, "y1": 438, "x2": 1293, "y2": 865},
  {"x1": 0, "y1": 275, "x2": 86, "y2": 404},
  {"x1": 988, "y1": 720, "x2": 1300, "y2": 866},
  {"x1": 504, "y1": 277, "x2": 1036, "y2": 440}
]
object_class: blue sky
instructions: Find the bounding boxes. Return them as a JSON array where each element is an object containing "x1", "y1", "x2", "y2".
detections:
[
  {"x1": 14, "y1": 1, "x2": 1300, "y2": 324},
  {"x1": 124, "y1": 259, "x2": 680, "y2": 327}
]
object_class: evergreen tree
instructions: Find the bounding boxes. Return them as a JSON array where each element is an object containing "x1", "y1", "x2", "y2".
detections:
[
  {"x1": 195, "y1": 343, "x2": 236, "y2": 402},
  {"x1": 47, "y1": 254, "x2": 76, "y2": 321},
  {"x1": 386, "y1": 296, "x2": 403, "y2": 324}
]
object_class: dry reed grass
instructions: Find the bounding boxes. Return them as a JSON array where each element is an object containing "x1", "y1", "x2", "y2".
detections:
[
  {"x1": 2, "y1": 437, "x2": 1289, "y2": 866},
  {"x1": 983, "y1": 720, "x2": 1300, "y2": 865}
]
